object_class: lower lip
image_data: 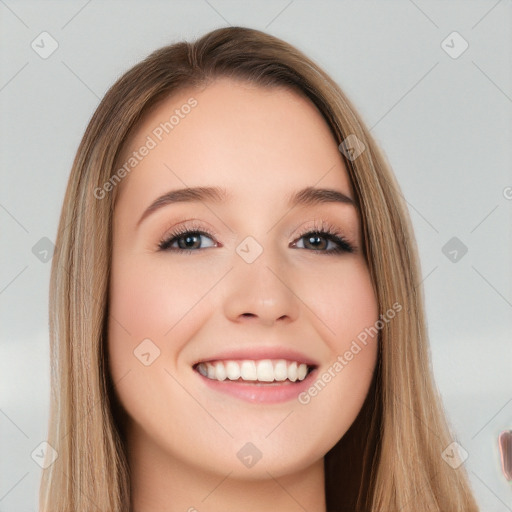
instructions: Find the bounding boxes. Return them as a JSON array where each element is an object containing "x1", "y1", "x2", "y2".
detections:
[{"x1": 194, "y1": 367, "x2": 317, "y2": 404}]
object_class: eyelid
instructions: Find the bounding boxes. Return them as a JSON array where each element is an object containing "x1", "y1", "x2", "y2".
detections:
[
  {"x1": 159, "y1": 219, "x2": 220, "y2": 241},
  {"x1": 290, "y1": 218, "x2": 354, "y2": 242}
]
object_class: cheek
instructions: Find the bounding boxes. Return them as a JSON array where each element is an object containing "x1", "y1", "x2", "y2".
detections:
[
  {"x1": 292, "y1": 259, "x2": 379, "y2": 432},
  {"x1": 107, "y1": 252, "x2": 229, "y2": 416},
  {"x1": 302, "y1": 258, "x2": 379, "y2": 351},
  {"x1": 107, "y1": 254, "x2": 191, "y2": 392},
  {"x1": 108, "y1": 254, "x2": 217, "y2": 349},
  {"x1": 106, "y1": 253, "x2": 221, "y2": 450}
]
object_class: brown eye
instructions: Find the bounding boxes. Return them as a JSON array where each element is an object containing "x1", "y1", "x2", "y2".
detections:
[
  {"x1": 158, "y1": 230, "x2": 216, "y2": 251},
  {"x1": 303, "y1": 234, "x2": 328, "y2": 251},
  {"x1": 292, "y1": 230, "x2": 355, "y2": 254}
]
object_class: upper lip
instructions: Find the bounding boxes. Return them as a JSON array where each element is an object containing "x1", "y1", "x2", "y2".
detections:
[{"x1": 193, "y1": 346, "x2": 319, "y2": 367}]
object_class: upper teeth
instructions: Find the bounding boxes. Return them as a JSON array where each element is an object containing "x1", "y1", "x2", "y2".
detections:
[{"x1": 196, "y1": 359, "x2": 310, "y2": 382}]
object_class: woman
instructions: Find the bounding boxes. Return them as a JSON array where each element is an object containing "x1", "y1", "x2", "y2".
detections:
[{"x1": 40, "y1": 26, "x2": 480, "y2": 511}]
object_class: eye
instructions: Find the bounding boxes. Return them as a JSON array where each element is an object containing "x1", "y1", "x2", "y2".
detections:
[
  {"x1": 291, "y1": 220, "x2": 355, "y2": 255},
  {"x1": 157, "y1": 219, "x2": 355, "y2": 255},
  {"x1": 158, "y1": 223, "x2": 217, "y2": 252}
]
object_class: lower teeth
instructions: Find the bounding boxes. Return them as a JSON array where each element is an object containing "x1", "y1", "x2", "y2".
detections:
[{"x1": 230, "y1": 378, "x2": 294, "y2": 384}]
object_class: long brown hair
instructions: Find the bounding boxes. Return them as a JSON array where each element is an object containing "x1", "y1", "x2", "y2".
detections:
[{"x1": 40, "y1": 26, "x2": 479, "y2": 511}]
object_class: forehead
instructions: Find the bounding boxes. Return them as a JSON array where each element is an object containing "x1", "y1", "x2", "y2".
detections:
[{"x1": 115, "y1": 78, "x2": 353, "y2": 212}]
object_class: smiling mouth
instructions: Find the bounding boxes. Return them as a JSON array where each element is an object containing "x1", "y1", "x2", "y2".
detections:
[{"x1": 193, "y1": 359, "x2": 316, "y2": 384}]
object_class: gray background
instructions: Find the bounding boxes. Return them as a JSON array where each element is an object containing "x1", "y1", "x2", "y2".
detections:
[{"x1": 1, "y1": 1, "x2": 511, "y2": 510}]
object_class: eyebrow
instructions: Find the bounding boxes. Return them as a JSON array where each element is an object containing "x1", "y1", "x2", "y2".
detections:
[{"x1": 137, "y1": 185, "x2": 355, "y2": 226}]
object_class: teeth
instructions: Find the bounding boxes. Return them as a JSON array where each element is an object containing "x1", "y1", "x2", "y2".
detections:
[
  {"x1": 288, "y1": 361, "x2": 298, "y2": 382},
  {"x1": 297, "y1": 362, "x2": 308, "y2": 380},
  {"x1": 214, "y1": 361, "x2": 227, "y2": 381},
  {"x1": 240, "y1": 360, "x2": 257, "y2": 380},
  {"x1": 225, "y1": 361, "x2": 241, "y2": 380},
  {"x1": 256, "y1": 360, "x2": 274, "y2": 382},
  {"x1": 196, "y1": 359, "x2": 311, "y2": 383},
  {"x1": 274, "y1": 360, "x2": 287, "y2": 381}
]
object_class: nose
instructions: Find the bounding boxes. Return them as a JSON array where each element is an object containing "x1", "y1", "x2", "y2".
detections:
[{"x1": 222, "y1": 243, "x2": 301, "y2": 327}]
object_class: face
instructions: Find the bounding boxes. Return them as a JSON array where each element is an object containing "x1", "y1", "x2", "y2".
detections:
[{"x1": 107, "y1": 78, "x2": 379, "y2": 480}]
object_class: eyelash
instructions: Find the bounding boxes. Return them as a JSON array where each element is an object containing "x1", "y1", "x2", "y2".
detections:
[{"x1": 157, "y1": 219, "x2": 356, "y2": 255}]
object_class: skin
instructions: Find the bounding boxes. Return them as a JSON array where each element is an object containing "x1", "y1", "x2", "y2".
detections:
[{"x1": 108, "y1": 78, "x2": 379, "y2": 512}]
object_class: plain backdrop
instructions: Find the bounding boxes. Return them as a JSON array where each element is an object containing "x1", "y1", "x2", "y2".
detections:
[{"x1": 1, "y1": 1, "x2": 511, "y2": 510}]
